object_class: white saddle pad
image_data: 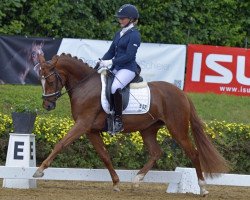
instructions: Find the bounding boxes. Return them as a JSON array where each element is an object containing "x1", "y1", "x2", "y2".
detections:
[{"x1": 101, "y1": 74, "x2": 150, "y2": 114}]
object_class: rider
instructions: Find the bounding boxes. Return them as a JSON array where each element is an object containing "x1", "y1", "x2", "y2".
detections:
[{"x1": 98, "y1": 4, "x2": 141, "y2": 133}]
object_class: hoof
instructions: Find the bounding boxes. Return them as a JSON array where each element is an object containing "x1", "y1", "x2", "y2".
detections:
[
  {"x1": 33, "y1": 170, "x2": 44, "y2": 178},
  {"x1": 201, "y1": 189, "x2": 209, "y2": 197},
  {"x1": 113, "y1": 185, "x2": 120, "y2": 192},
  {"x1": 132, "y1": 182, "x2": 140, "y2": 188},
  {"x1": 198, "y1": 179, "x2": 209, "y2": 197},
  {"x1": 130, "y1": 182, "x2": 139, "y2": 191},
  {"x1": 132, "y1": 174, "x2": 144, "y2": 189}
]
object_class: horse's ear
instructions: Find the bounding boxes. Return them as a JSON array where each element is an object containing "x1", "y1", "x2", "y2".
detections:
[
  {"x1": 31, "y1": 40, "x2": 44, "y2": 51},
  {"x1": 40, "y1": 41, "x2": 44, "y2": 48}
]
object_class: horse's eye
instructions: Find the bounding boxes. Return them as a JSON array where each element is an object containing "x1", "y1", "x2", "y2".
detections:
[{"x1": 31, "y1": 52, "x2": 36, "y2": 58}]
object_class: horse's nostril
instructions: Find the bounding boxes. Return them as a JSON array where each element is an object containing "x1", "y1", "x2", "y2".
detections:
[
  {"x1": 47, "y1": 105, "x2": 52, "y2": 110},
  {"x1": 47, "y1": 102, "x2": 56, "y2": 111}
]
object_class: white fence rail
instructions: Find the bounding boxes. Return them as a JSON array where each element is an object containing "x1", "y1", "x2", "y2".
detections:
[
  {"x1": 0, "y1": 166, "x2": 181, "y2": 183},
  {"x1": 206, "y1": 173, "x2": 250, "y2": 186},
  {"x1": 0, "y1": 166, "x2": 249, "y2": 194}
]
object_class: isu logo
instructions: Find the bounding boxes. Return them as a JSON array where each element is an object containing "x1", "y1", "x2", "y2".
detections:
[{"x1": 191, "y1": 53, "x2": 250, "y2": 86}]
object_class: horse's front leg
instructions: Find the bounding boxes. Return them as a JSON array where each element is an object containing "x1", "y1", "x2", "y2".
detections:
[
  {"x1": 87, "y1": 133, "x2": 120, "y2": 191},
  {"x1": 33, "y1": 121, "x2": 86, "y2": 177}
]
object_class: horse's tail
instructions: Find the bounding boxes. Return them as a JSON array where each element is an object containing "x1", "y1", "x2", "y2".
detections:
[{"x1": 188, "y1": 96, "x2": 230, "y2": 177}]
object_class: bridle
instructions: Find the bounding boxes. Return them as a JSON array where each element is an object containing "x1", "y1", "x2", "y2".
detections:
[
  {"x1": 40, "y1": 63, "x2": 63, "y2": 101},
  {"x1": 32, "y1": 45, "x2": 100, "y2": 105},
  {"x1": 41, "y1": 61, "x2": 98, "y2": 103}
]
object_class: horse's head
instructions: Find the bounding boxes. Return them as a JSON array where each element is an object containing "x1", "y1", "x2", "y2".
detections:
[
  {"x1": 31, "y1": 41, "x2": 45, "y2": 73},
  {"x1": 38, "y1": 56, "x2": 64, "y2": 111},
  {"x1": 30, "y1": 41, "x2": 64, "y2": 111}
]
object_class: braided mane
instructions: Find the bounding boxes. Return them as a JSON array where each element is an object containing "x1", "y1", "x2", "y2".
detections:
[{"x1": 51, "y1": 53, "x2": 93, "y2": 69}]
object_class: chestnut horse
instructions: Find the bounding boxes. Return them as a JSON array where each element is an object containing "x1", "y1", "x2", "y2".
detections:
[{"x1": 32, "y1": 50, "x2": 229, "y2": 196}]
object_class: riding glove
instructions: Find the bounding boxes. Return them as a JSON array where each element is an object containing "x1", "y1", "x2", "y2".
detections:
[
  {"x1": 97, "y1": 59, "x2": 113, "y2": 73},
  {"x1": 100, "y1": 59, "x2": 113, "y2": 68}
]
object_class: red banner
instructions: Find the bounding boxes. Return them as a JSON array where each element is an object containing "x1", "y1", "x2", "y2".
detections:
[{"x1": 184, "y1": 44, "x2": 250, "y2": 96}]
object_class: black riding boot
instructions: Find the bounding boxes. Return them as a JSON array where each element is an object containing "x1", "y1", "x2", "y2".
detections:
[{"x1": 113, "y1": 89, "x2": 124, "y2": 133}]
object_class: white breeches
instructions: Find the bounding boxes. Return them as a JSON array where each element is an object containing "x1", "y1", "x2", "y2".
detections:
[{"x1": 111, "y1": 69, "x2": 136, "y2": 94}]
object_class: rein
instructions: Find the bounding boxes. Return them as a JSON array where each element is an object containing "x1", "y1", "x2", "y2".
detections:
[
  {"x1": 58, "y1": 62, "x2": 100, "y2": 98},
  {"x1": 59, "y1": 69, "x2": 97, "y2": 97}
]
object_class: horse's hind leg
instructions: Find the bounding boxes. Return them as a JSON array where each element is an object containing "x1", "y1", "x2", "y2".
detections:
[
  {"x1": 87, "y1": 132, "x2": 120, "y2": 191},
  {"x1": 177, "y1": 138, "x2": 209, "y2": 196},
  {"x1": 133, "y1": 123, "x2": 163, "y2": 188},
  {"x1": 167, "y1": 121, "x2": 209, "y2": 196}
]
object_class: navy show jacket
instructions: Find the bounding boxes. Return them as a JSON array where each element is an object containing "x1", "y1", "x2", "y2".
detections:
[{"x1": 102, "y1": 27, "x2": 141, "y2": 73}]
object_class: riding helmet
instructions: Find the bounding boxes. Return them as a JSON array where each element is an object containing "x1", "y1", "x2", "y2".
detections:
[{"x1": 115, "y1": 4, "x2": 139, "y2": 19}]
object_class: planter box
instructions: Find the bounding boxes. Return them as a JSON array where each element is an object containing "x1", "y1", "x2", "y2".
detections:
[{"x1": 11, "y1": 112, "x2": 37, "y2": 133}]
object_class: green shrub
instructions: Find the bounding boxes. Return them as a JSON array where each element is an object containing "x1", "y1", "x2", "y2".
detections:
[{"x1": 0, "y1": 113, "x2": 249, "y2": 174}]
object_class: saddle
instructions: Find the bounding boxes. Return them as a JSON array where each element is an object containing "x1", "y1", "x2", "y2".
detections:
[
  {"x1": 99, "y1": 65, "x2": 149, "y2": 134},
  {"x1": 105, "y1": 70, "x2": 143, "y2": 111}
]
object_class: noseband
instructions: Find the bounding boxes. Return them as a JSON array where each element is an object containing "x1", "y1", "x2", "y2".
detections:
[{"x1": 41, "y1": 67, "x2": 63, "y2": 101}]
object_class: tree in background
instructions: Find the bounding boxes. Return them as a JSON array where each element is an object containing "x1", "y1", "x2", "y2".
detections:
[{"x1": 0, "y1": 0, "x2": 249, "y2": 47}]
